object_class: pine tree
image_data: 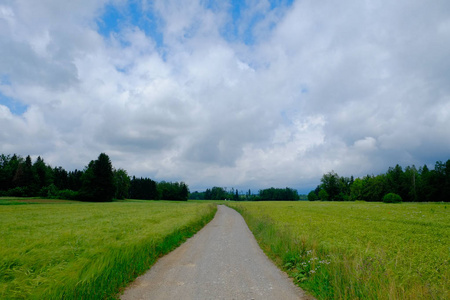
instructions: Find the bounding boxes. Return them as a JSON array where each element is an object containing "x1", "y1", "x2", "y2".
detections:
[
  {"x1": 180, "y1": 182, "x2": 189, "y2": 201},
  {"x1": 33, "y1": 156, "x2": 51, "y2": 191},
  {"x1": 80, "y1": 153, "x2": 115, "y2": 202}
]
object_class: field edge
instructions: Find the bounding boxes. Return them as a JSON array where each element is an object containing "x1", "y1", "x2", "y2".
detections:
[
  {"x1": 226, "y1": 202, "x2": 448, "y2": 300},
  {"x1": 34, "y1": 203, "x2": 218, "y2": 300}
]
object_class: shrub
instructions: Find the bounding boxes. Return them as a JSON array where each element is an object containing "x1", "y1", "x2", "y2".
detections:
[
  {"x1": 308, "y1": 191, "x2": 319, "y2": 201},
  {"x1": 40, "y1": 184, "x2": 58, "y2": 197},
  {"x1": 383, "y1": 193, "x2": 402, "y2": 203},
  {"x1": 7, "y1": 187, "x2": 28, "y2": 197},
  {"x1": 57, "y1": 189, "x2": 79, "y2": 200},
  {"x1": 318, "y1": 189, "x2": 329, "y2": 201},
  {"x1": 40, "y1": 184, "x2": 79, "y2": 200}
]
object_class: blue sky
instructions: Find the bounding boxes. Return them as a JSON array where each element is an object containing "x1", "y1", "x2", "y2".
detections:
[
  {"x1": 1, "y1": 0, "x2": 449, "y2": 193},
  {"x1": 97, "y1": 1, "x2": 164, "y2": 47},
  {"x1": 0, "y1": 92, "x2": 27, "y2": 116},
  {"x1": 96, "y1": 0, "x2": 294, "y2": 46},
  {"x1": 0, "y1": 74, "x2": 27, "y2": 115}
]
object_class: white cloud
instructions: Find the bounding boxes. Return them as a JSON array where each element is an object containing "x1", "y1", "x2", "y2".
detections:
[
  {"x1": 353, "y1": 137, "x2": 377, "y2": 152},
  {"x1": 0, "y1": 0, "x2": 449, "y2": 192}
]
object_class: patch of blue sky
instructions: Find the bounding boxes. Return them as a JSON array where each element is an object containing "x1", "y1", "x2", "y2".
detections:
[
  {"x1": 241, "y1": 11, "x2": 265, "y2": 45},
  {"x1": 97, "y1": 4, "x2": 121, "y2": 36},
  {"x1": 0, "y1": 92, "x2": 27, "y2": 116},
  {"x1": 230, "y1": 0, "x2": 247, "y2": 22},
  {"x1": 268, "y1": 0, "x2": 295, "y2": 10},
  {"x1": 96, "y1": 1, "x2": 164, "y2": 49},
  {"x1": 204, "y1": 0, "x2": 294, "y2": 45}
]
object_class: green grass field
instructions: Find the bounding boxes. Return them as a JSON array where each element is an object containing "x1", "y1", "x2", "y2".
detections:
[
  {"x1": 0, "y1": 199, "x2": 216, "y2": 299},
  {"x1": 227, "y1": 201, "x2": 449, "y2": 300}
]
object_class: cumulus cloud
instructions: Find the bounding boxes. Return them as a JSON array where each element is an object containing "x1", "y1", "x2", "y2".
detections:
[{"x1": 0, "y1": 0, "x2": 449, "y2": 192}]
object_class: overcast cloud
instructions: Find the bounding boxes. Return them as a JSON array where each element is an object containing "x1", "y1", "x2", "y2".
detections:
[{"x1": 1, "y1": 0, "x2": 449, "y2": 192}]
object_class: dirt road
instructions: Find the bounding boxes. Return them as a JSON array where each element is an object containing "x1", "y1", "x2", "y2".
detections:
[{"x1": 120, "y1": 205, "x2": 312, "y2": 300}]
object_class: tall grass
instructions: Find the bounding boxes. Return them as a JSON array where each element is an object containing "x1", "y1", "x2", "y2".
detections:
[
  {"x1": 0, "y1": 200, "x2": 216, "y2": 299},
  {"x1": 227, "y1": 201, "x2": 449, "y2": 300}
]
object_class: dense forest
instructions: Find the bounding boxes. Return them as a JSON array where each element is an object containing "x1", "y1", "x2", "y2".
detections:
[
  {"x1": 0, "y1": 153, "x2": 189, "y2": 202},
  {"x1": 309, "y1": 160, "x2": 450, "y2": 202}
]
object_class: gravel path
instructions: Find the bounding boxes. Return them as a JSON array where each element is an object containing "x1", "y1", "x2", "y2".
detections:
[{"x1": 120, "y1": 205, "x2": 312, "y2": 300}]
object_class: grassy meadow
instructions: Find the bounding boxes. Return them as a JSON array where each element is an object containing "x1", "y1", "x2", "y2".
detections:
[
  {"x1": 0, "y1": 199, "x2": 216, "y2": 299},
  {"x1": 227, "y1": 201, "x2": 449, "y2": 300}
]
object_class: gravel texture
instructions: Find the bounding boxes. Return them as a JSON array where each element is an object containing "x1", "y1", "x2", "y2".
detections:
[{"x1": 120, "y1": 205, "x2": 313, "y2": 300}]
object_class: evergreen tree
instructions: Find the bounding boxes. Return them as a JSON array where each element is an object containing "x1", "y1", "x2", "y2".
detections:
[
  {"x1": 204, "y1": 188, "x2": 212, "y2": 200},
  {"x1": 12, "y1": 155, "x2": 35, "y2": 195},
  {"x1": 157, "y1": 181, "x2": 189, "y2": 201},
  {"x1": 180, "y1": 182, "x2": 189, "y2": 201},
  {"x1": 68, "y1": 169, "x2": 83, "y2": 191},
  {"x1": 259, "y1": 187, "x2": 299, "y2": 200},
  {"x1": 79, "y1": 153, "x2": 115, "y2": 202},
  {"x1": 33, "y1": 156, "x2": 52, "y2": 191},
  {"x1": 53, "y1": 166, "x2": 69, "y2": 190},
  {"x1": 0, "y1": 154, "x2": 20, "y2": 191},
  {"x1": 129, "y1": 176, "x2": 158, "y2": 200}
]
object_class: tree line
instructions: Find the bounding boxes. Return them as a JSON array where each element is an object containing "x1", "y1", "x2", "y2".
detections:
[
  {"x1": 189, "y1": 187, "x2": 241, "y2": 200},
  {"x1": 189, "y1": 186, "x2": 300, "y2": 201},
  {"x1": 308, "y1": 160, "x2": 450, "y2": 202},
  {"x1": 0, "y1": 153, "x2": 189, "y2": 202}
]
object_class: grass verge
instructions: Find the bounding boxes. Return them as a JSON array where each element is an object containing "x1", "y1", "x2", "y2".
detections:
[
  {"x1": 0, "y1": 197, "x2": 78, "y2": 205},
  {"x1": 0, "y1": 200, "x2": 216, "y2": 299},
  {"x1": 227, "y1": 201, "x2": 449, "y2": 300}
]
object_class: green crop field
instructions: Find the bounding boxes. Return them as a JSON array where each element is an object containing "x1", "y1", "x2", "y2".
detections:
[
  {"x1": 0, "y1": 199, "x2": 216, "y2": 299},
  {"x1": 227, "y1": 201, "x2": 449, "y2": 300}
]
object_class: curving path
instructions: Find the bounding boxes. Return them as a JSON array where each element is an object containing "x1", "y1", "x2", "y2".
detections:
[{"x1": 120, "y1": 205, "x2": 312, "y2": 300}]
